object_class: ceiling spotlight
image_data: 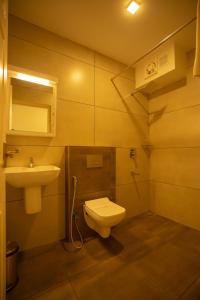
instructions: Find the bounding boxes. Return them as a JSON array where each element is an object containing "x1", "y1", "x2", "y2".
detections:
[{"x1": 127, "y1": 1, "x2": 140, "y2": 14}]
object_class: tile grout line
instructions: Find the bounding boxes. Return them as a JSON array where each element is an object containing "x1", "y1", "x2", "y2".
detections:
[
  {"x1": 6, "y1": 144, "x2": 148, "y2": 149},
  {"x1": 7, "y1": 192, "x2": 65, "y2": 203},
  {"x1": 150, "y1": 179, "x2": 200, "y2": 192},
  {"x1": 68, "y1": 279, "x2": 81, "y2": 300},
  {"x1": 149, "y1": 101, "x2": 200, "y2": 116},
  {"x1": 9, "y1": 33, "x2": 133, "y2": 80},
  {"x1": 58, "y1": 96, "x2": 147, "y2": 117},
  {"x1": 176, "y1": 275, "x2": 200, "y2": 300},
  {"x1": 151, "y1": 145, "x2": 200, "y2": 150}
]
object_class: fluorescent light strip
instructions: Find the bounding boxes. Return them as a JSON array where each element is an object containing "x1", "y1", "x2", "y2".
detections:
[
  {"x1": 127, "y1": 1, "x2": 140, "y2": 14},
  {"x1": 16, "y1": 73, "x2": 50, "y2": 86}
]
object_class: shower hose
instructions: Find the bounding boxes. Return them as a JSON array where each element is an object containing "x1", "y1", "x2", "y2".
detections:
[{"x1": 70, "y1": 176, "x2": 84, "y2": 249}]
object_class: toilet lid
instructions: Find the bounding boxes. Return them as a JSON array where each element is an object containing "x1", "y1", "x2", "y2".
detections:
[{"x1": 85, "y1": 197, "x2": 125, "y2": 217}]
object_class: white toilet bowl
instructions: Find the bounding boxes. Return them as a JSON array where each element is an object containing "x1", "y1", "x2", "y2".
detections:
[{"x1": 83, "y1": 197, "x2": 126, "y2": 238}]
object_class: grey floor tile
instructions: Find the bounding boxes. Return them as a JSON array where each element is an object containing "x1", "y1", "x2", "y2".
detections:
[
  {"x1": 178, "y1": 277, "x2": 200, "y2": 300},
  {"x1": 29, "y1": 281, "x2": 78, "y2": 300},
  {"x1": 133, "y1": 243, "x2": 200, "y2": 298},
  {"x1": 70, "y1": 256, "x2": 175, "y2": 300},
  {"x1": 6, "y1": 213, "x2": 200, "y2": 300}
]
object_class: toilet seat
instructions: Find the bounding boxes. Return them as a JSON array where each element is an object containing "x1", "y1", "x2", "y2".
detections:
[{"x1": 85, "y1": 197, "x2": 125, "y2": 219}]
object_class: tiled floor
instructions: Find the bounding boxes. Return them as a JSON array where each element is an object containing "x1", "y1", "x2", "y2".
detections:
[{"x1": 7, "y1": 213, "x2": 200, "y2": 300}]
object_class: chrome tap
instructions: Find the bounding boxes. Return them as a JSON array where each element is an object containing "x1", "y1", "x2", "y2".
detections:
[
  {"x1": 3, "y1": 147, "x2": 20, "y2": 168},
  {"x1": 29, "y1": 157, "x2": 34, "y2": 168},
  {"x1": 5, "y1": 148, "x2": 19, "y2": 158}
]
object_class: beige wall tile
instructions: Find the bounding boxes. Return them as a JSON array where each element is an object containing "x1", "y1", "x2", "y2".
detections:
[
  {"x1": 151, "y1": 148, "x2": 200, "y2": 189},
  {"x1": 55, "y1": 57, "x2": 94, "y2": 105},
  {"x1": 123, "y1": 93, "x2": 149, "y2": 117},
  {"x1": 150, "y1": 105, "x2": 200, "y2": 147},
  {"x1": 150, "y1": 181, "x2": 200, "y2": 231},
  {"x1": 95, "y1": 107, "x2": 148, "y2": 147},
  {"x1": 6, "y1": 135, "x2": 52, "y2": 146},
  {"x1": 9, "y1": 15, "x2": 94, "y2": 65},
  {"x1": 149, "y1": 67, "x2": 200, "y2": 115},
  {"x1": 95, "y1": 68, "x2": 131, "y2": 112},
  {"x1": 6, "y1": 145, "x2": 65, "y2": 167},
  {"x1": 51, "y1": 99, "x2": 94, "y2": 146},
  {"x1": 9, "y1": 36, "x2": 94, "y2": 105},
  {"x1": 6, "y1": 194, "x2": 65, "y2": 250},
  {"x1": 116, "y1": 182, "x2": 149, "y2": 219},
  {"x1": 116, "y1": 147, "x2": 149, "y2": 185},
  {"x1": 95, "y1": 52, "x2": 134, "y2": 79},
  {"x1": 95, "y1": 67, "x2": 148, "y2": 116},
  {"x1": 9, "y1": 36, "x2": 57, "y2": 76},
  {"x1": 149, "y1": 63, "x2": 200, "y2": 231},
  {"x1": 6, "y1": 184, "x2": 23, "y2": 202}
]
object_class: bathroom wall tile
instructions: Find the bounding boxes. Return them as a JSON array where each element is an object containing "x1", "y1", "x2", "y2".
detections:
[
  {"x1": 150, "y1": 105, "x2": 200, "y2": 147},
  {"x1": 6, "y1": 184, "x2": 23, "y2": 202},
  {"x1": 149, "y1": 62, "x2": 200, "y2": 231},
  {"x1": 9, "y1": 36, "x2": 94, "y2": 105},
  {"x1": 150, "y1": 181, "x2": 200, "y2": 231},
  {"x1": 95, "y1": 52, "x2": 134, "y2": 80},
  {"x1": 95, "y1": 107, "x2": 148, "y2": 147},
  {"x1": 123, "y1": 93, "x2": 149, "y2": 117},
  {"x1": 95, "y1": 67, "x2": 148, "y2": 116},
  {"x1": 95, "y1": 68, "x2": 132, "y2": 112},
  {"x1": 6, "y1": 135, "x2": 53, "y2": 146},
  {"x1": 6, "y1": 194, "x2": 65, "y2": 250},
  {"x1": 9, "y1": 36, "x2": 57, "y2": 77},
  {"x1": 149, "y1": 67, "x2": 200, "y2": 115},
  {"x1": 51, "y1": 99, "x2": 94, "y2": 146},
  {"x1": 116, "y1": 147, "x2": 149, "y2": 185},
  {"x1": 150, "y1": 148, "x2": 200, "y2": 189},
  {"x1": 116, "y1": 182, "x2": 149, "y2": 219},
  {"x1": 6, "y1": 145, "x2": 65, "y2": 167},
  {"x1": 9, "y1": 15, "x2": 94, "y2": 65},
  {"x1": 55, "y1": 56, "x2": 94, "y2": 105}
]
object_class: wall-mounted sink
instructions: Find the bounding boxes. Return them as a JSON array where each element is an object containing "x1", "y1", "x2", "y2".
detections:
[
  {"x1": 5, "y1": 165, "x2": 60, "y2": 187},
  {"x1": 5, "y1": 165, "x2": 60, "y2": 214}
]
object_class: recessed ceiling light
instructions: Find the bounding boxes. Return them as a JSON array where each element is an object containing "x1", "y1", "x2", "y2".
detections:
[{"x1": 127, "y1": 1, "x2": 140, "y2": 14}]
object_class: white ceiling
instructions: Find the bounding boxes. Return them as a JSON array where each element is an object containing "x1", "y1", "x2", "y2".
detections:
[{"x1": 9, "y1": 0, "x2": 197, "y2": 64}]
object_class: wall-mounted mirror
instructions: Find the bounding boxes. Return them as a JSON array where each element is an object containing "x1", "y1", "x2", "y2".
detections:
[{"x1": 7, "y1": 66, "x2": 58, "y2": 137}]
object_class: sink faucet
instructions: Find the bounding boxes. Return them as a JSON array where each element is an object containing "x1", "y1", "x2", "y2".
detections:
[
  {"x1": 5, "y1": 148, "x2": 19, "y2": 158},
  {"x1": 3, "y1": 147, "x2": 20, "y2": 167},
  {"x1": 29, "y1": 157, "x2": 34, "y2": 168}
]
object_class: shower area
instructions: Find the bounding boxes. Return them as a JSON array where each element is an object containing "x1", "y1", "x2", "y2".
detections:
[{"x1": 109, "y1": 13, "x2": 200, "y2": 232}]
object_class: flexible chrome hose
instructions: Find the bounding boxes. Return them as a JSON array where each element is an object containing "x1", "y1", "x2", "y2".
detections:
[{"x1": 70, "y1": 176, "x2": 83, "y2": 249}]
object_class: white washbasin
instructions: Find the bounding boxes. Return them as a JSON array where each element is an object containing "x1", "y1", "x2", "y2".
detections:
[
  {"x1": 5, "y1": 165, "x2": 60, "y2": 188},
  {"x1": 5, "y1": 165, "x2": 60, "y2": 214}
]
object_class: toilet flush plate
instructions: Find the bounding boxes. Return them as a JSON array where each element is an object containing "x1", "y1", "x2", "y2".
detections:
[{"x1": 86, "y1": 155, "x2": 103, "y2": 168}]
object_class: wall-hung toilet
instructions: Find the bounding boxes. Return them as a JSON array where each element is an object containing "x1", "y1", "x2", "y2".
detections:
[{"x1": 83, "y1": 197, "x2": 126, "y2": 238}]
